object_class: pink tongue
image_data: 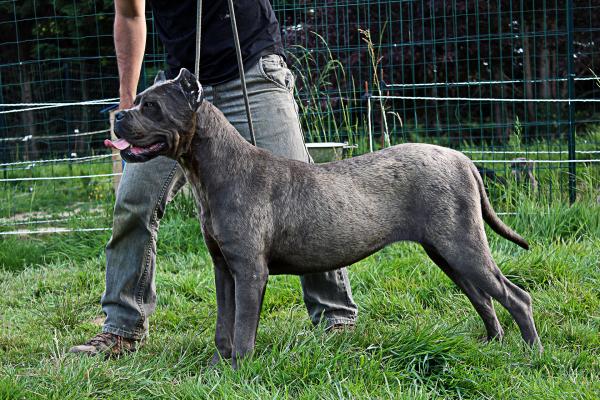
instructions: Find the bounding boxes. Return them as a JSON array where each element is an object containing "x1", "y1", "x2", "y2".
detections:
[{"x1": 104, "y1": 138, "x2": 131, "y2": 150}]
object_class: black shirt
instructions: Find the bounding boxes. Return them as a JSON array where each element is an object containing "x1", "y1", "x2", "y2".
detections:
[{"x1": 148, "y1": 0, "x2": 284, "y2": 85}]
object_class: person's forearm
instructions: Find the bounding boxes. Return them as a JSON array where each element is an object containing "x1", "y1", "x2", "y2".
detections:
[{"x1": 114, "y1": 2, "x2": 146, "y2": 109}]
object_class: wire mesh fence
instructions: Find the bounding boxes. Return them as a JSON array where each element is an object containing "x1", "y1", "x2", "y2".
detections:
[{"x1": 1, "y1": 0, "x2": 599, "y2": 234}]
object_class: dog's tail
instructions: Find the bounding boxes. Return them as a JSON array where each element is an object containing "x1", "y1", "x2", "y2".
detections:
[{"x1": 470, "y1": 163, "x2": 530, "y2": 250}]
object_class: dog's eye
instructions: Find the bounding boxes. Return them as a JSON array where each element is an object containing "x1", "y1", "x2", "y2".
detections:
[{"x1": 144, "y1": 101, "x2": 156, "y2": 108}]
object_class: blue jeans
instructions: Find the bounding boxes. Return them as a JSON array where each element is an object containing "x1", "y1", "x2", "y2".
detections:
[{"x1": 101, "y1": 55, "x2": 358, "y2": 340}]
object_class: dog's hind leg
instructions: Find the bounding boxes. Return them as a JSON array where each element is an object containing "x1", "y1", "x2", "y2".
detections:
[
  {"x1": 436, "y1": 239, "x2": 541, "y2": 350},
  {"x1": 422, "y1": 244, "x2": 504, "y2": 341}
]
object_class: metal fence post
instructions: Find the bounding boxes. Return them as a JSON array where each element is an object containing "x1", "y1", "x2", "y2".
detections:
[{"x1": 566, "y1": 0, "x2": 576, "y2": 204}]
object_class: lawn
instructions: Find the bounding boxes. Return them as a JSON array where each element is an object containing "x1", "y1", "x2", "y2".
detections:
[{"x1": 0, "y1": 192, "x2": 599, "y2": 399}]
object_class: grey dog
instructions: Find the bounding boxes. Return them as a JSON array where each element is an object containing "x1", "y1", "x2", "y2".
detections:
[{"x1": 107, "y1": 68, "x2": 542, "y2": 367}]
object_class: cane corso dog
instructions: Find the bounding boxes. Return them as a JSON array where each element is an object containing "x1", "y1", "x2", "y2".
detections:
[{"x1": 106, "y1": 68, "x2": 541, "y2": 367}]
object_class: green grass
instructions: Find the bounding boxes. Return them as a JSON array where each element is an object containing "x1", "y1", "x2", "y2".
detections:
[
  {"x1": 1, "y1": 161, "x2": 115, "y2": 222},
  {"x1": 1, "y1": 194, "x2": 599, "y2": 399}
]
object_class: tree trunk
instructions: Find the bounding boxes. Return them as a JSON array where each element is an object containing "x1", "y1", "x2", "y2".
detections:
[
  {"x1": 522, "y1": 24, "x2": 536, "y2": 124},
  {"x1": 79, "y1": 66, "x2": 90, "y2": 155},
  {"x1": 20, "y1": 74, "x2": 38, "y2": 160},
  {"x1": 493, "y1": 68, "x2": 509, "y2": 143}
]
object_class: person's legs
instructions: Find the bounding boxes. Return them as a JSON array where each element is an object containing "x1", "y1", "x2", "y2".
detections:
[
  {"x1": 213, "y1": 55, "x2": 358, "y2": 327},
  {"x1": 101, "y1": 156, "x2": 186, "y2": 340},
  {"x1": 70, "y1": 155, "x2": 187, "y2": 355}
]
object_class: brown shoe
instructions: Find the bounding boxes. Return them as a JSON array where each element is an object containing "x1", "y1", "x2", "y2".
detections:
[
  {"x1": 69, "y1": 332, "x2": 141, "y2": 357},
  {"x1": 326, "y1": 323, "x2": 356, "y2": 333}
]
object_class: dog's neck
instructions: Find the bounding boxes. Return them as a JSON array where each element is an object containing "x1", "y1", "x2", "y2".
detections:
[
  {"x1": 179, "y1": 102, "x2": 259, "y2": 195},
  {"x1": 173, "y1": 110, "x2": 197, "y2": 160}
]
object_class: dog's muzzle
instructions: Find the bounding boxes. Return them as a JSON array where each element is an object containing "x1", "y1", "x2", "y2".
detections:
[{"x1": 105, "y1": 120, "x2": 169, "y2": 163}]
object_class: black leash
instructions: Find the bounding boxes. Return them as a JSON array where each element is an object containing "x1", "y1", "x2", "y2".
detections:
[
  {"x1": 195, "y1": 0, "x2": 257, "y2": 146},
  {"x1": 226, "y1": 0, "x2": 257, "y2": 146},
  {"x1": 194, "y1": 0, "x2": 202, "y2": 79}
]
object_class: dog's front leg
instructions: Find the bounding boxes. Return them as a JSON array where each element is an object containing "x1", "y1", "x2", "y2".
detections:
[
  {"x1": 211, "y1": 261, "x2": 235, "y2": 365},
  {"x1": 203, "y1": 232, "x2": 236, "y2": 365},
  {"x1": 230, "y1": 258, "x2": 268, "y2": 369}
]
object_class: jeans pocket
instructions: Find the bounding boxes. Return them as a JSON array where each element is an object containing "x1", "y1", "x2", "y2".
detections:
[{"x1": 258, "y1": 54, "x2": 295, "y2": 92}]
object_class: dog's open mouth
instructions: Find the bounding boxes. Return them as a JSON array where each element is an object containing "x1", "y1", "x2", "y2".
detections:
[{"x1": 104, "y1": 138, "x2": 168, "y2": 162}]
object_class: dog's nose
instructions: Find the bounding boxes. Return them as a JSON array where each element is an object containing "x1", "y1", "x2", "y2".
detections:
[{"x1": 113, "y1": 112, "x2": 126, "y2": 138}]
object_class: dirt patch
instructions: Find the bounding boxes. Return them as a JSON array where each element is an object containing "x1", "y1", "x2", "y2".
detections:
[{"x1": 0, "y1": 203, "x2": 105, "y2": 225}]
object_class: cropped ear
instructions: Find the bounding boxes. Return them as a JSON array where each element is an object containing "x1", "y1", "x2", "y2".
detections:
[
  {"x1": 174, "y1": 68, "x2": 203, "y2": 112},
  {"x1": 154, "y1": 70, "x2": 167, "y2": 84}
]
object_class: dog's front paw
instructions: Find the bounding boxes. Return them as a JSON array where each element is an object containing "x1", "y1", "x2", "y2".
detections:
[{"x1": 209, "y1": 350, "x2": 231, "y2": 367}]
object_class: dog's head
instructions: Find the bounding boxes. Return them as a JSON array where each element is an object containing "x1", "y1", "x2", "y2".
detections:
[{"x1": 105, "y1": 68, "x2": 203, "y2": 162}]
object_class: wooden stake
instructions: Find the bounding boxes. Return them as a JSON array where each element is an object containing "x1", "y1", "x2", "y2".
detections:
[{"x1": 109, "y1": 110, "x2": 123, "y2": 193}]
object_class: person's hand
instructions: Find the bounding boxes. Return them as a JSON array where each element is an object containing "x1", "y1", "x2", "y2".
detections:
[{"x1": 119, "y1": 96, "x2": 135, "y2": 111}]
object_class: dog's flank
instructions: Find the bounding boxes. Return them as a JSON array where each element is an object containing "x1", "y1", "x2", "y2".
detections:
[{"x1": 110, "y1": 68, "x2": 542, "y2": 368}]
